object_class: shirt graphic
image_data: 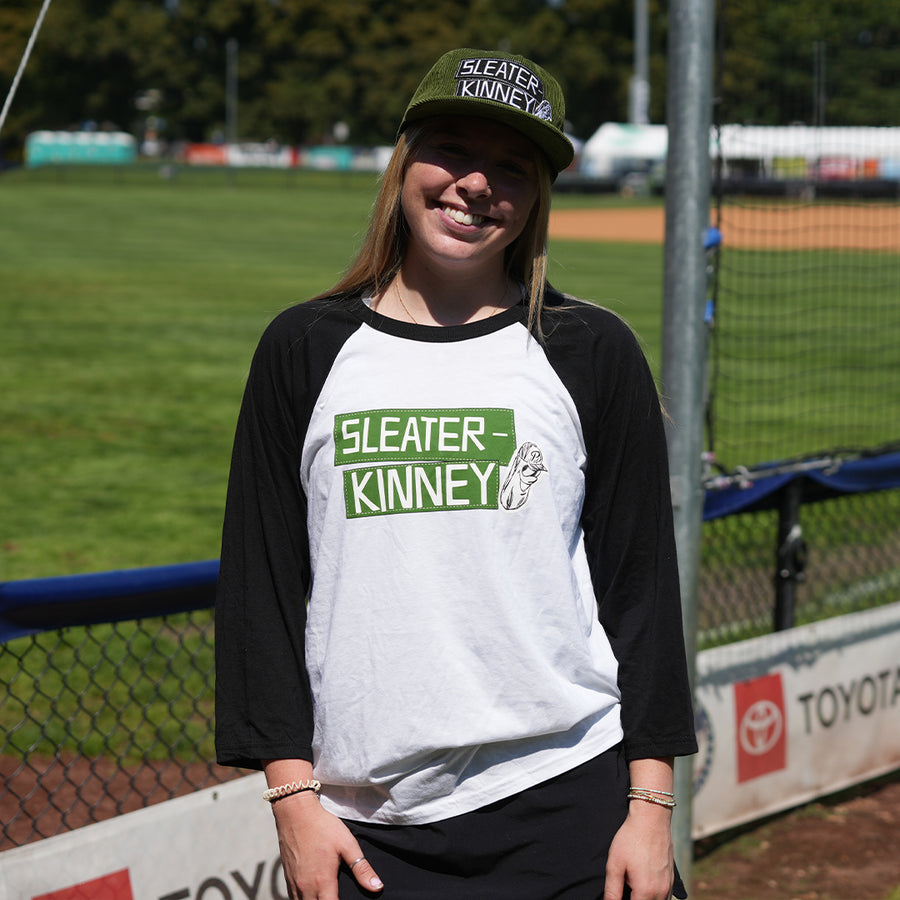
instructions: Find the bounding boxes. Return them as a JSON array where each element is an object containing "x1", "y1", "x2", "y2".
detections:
[
  {"x1": 500, "y1": 441, "x2": 547, "y2": 510},
  {"x1": 334, "y1": 407, "x2": 545, "y2": 518}
]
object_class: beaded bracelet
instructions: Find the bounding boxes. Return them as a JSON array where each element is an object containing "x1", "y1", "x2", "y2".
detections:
[
  {"x1": 627, "y1": 787, "x2": 677, "y2": 809},
  {"x1": 262, "y1": 779, "x2": 322, "y2": 803}
]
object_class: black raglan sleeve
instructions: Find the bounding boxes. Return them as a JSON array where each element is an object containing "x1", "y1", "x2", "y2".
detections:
[
  {"x1": 214, "y1": 298, "x2": 361, "y2": 770},
  {"x1": 543, "y1": 296, "x2": 697, "y2": 762}
]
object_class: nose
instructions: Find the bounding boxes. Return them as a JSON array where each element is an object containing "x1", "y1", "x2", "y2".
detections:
[{"x1": 456, "y1": 167, "x2": 491, "y2": 198}]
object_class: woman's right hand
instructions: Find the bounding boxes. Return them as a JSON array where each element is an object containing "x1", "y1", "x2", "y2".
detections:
[{"x1": 271, "y1": 790, "x2": 384, "y2": 899}]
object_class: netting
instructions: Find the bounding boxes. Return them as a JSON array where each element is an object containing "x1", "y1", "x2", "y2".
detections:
[
  {"x1": 708, "y1": 201, "x2": 900, "y2": 471},
  {"x1": 697, "y1": 3, "x2": 900, "y2": 656},
  {"x1": 707, "y1": 6, "x2": 900, "y2": 476},
  {"x1": 0, "y1": 609, "x2": 242, "y2": 851}
]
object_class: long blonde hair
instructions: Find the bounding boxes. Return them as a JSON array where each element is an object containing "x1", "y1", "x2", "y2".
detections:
[{"x1": 321, "y1": 119, "x2": 554, "y2": 337}]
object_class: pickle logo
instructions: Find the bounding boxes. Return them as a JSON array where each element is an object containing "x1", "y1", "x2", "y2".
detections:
[
  {"x1": 335, "y1": 408, "x2": 543, "y2": 518},
  {"x1": 499, "y1": 442, "x2": 547, "y2": 510}
]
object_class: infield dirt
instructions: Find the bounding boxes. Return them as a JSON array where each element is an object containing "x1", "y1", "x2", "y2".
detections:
[{"x1": 550, "y1": 204, "x2": 900, "y2": 251}]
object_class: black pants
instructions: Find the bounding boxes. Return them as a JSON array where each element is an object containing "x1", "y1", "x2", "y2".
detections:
[{"x1": 337, "y1": 744, "x2": 685, "y2": 899}]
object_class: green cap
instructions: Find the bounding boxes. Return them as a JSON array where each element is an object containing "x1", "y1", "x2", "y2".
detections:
[{"x1": 399, "y1": 48, "x2": 574, "y2": 175}]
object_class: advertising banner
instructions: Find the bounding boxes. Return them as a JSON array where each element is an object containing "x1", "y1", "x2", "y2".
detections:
[
  {"x1": 692, "y1": 600, "x2": 900, "y2": 837},
  {"x1": 0, "y1": 775, "x2": 282, "y2": 900},
  {"x1": 25, "y1": 132, "x2": 137, "y2": 168}
]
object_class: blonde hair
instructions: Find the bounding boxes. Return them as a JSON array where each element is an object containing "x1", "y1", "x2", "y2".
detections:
[{"x1": 320, "y1": 120, "x2": 554, "y2": 337}]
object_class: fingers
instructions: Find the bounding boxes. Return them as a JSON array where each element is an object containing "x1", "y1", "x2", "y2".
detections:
[
  {"x1": 346, "y1": 853, "x2": 384, "y2": 894},
  {"x1": 604, "y1": 856, "x2": 627, "y2": 900}
]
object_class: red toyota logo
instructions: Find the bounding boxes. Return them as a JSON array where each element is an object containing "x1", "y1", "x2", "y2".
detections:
[
  {"x1": 32, "y1": 869, "x2": 133, "y2": 900},
  {"x1": 734, "y1": 673, "x2": 788, "y2": 782}
]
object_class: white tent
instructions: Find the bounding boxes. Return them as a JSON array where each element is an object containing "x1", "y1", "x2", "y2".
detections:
[
  {"x1": 579, "y1": 122, "x2": 900, "y2": 180},
  {"x1": 579, "y1": 122, "x2": 668, "y2": 178}
]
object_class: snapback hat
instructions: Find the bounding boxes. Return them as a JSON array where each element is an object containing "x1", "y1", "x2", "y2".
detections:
[{"x1": 399, "y1": 48, "x2": 574, "y2": 176}]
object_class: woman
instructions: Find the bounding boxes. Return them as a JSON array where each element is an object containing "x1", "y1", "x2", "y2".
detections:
[{"x1": 215, "y1": 48, "x2": 697, "y2": 900}]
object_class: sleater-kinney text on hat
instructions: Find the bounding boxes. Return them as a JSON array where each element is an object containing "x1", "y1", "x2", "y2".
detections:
[{"x1": 454, "y1": 57, "x2": 554, "y2": 122}]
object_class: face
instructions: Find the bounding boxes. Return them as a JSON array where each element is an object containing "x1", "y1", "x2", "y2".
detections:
[{"x1": 400, "y1": 116, "x2": 541, "y2": 277}]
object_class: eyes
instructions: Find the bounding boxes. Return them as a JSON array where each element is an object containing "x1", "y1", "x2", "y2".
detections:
[{"x1": 428, "y1": 139, "x2": 534, "y2": 182}]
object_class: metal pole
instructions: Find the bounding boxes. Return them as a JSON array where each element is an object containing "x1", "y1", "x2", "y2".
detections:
[
  {"x1": 0, "y1": 0, "x2": 53, "y2": 138},
  {"x1": 661, "y1": 0, "x2": 715, "y2": 892},
  {"x1": 629, "y1": 0, "x2": 650, "y2": 124},
  {"x1": 226, "y1": 38, "x2": 239, "y2": 146},
  {"x1": 774, "y1": 480, "x2": 806, "y2": 631}
]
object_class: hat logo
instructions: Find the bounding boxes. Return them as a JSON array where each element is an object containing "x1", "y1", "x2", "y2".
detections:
[
  {"x1": 455, "y1": 57, "x2": 551, "y2": 121},
  {"x1": 533, "y1": 100, "x2": 553, "y2": 122}
]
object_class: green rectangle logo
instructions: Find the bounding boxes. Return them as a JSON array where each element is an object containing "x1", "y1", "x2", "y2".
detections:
[
  {"x1": 343, "y1": 460, "x2": 502, "y2": 518},
  {"x1": 334, "y1": 408, "x2": 517, "y2": 466}
]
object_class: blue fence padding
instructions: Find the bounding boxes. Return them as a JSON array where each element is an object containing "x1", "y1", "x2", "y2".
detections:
[
  {"x1": 0, "y1": 559, "x2": 219, "y2": 644},
  {"x1": 704, "y1": 451, "x2": 900, "y2": 520}
]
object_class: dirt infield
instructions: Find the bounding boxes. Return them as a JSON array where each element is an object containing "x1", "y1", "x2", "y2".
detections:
[
  {"x1": 692, "y1": 774, "x2": 900, "y2": 900},
  {"x1": 549, "y1": 204, "x2": 900, "y2": 250}
]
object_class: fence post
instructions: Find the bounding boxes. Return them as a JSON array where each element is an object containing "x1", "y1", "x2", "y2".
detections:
[
  {"x1": 775, "y1": 480, "x2": 807, "y2": 630},
  {"x1": 661, "y1": 0, "x2": 715, "y2": 890}
]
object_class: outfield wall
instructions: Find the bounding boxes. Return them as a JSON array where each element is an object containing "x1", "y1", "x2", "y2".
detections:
[{"x1": 2, "y1": 598, "x2": 898, "y2": 899}]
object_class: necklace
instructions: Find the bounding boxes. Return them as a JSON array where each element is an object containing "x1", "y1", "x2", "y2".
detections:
[
  {"x1": 394, "y1": 279, "x2": 420, "y2": 324},
  {"x1": 393, "y1": 279, "x2": 508, "y2": 325}
]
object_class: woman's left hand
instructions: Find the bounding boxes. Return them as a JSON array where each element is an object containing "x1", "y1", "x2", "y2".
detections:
[{"x1": 603, "y1": 800, "x2": 675, "y2": 900}]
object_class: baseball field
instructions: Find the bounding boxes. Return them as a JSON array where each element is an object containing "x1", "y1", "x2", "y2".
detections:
[{"x1": 1, "y1": 166, "x2": 898, "y2": 898}]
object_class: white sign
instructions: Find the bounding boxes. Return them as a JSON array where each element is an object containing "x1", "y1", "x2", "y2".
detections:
[
  {"x1": 692, "y1": 600, "x2": 900, "y2": 837},
  {"x1": 0, "y1": 774, "x2": 283, "y2": 900}
]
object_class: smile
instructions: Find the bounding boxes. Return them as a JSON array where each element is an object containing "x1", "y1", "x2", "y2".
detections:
[{"x1": 443, "y1": 206, "x2": 486, "y2": 227}]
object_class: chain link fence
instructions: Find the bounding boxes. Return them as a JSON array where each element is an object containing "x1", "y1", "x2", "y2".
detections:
[
  {"x1": 699, "y1": 487, "x2": 900, "y2": 649},
  {"x1": 0, "y1": 608, "x2": 242, "y2": 852},
  {"x1": 3, "y1": 481, "x2": 898, "y2": 851}
]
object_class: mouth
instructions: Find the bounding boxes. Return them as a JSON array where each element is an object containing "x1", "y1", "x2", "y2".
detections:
[{"x1": 442, "y1": 205, "x2": 487, "y2": 227}]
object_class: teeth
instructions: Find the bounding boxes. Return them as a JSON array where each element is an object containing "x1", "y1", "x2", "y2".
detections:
[{"x1": 444, "y1": 206, "x2": 484, "y2": 226}]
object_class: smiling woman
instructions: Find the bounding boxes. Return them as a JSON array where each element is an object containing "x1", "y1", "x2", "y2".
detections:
[
  {"x1": 214, "y1": 47, "x2": 696, "y2": 900},
  {"x1": 385, "y1": 117, "x2": 540, "y2": 325}
]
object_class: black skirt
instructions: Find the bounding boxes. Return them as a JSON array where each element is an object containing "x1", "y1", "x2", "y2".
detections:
[{"x1": 337, "y1": 744, "x2": 686, "y2": 899}]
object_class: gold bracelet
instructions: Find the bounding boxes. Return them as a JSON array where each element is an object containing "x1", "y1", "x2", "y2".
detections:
[
  {"x1": 262, "y1": 779, "x2": 322, "y2": 803},
  {"x1": 629, "y1": 786, "x2": 675, "y2": 797},
  {"x1": 627, "y1": 789, "x2": 677, "y2": 809}
]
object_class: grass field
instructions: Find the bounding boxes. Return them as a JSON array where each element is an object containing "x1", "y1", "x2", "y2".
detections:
[{"x1": 0, "y1": 165, "x2": 666, "y2": 581}]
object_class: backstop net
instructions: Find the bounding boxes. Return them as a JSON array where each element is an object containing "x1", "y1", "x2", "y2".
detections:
[
  {"x1": 698, "y1": 2, "x2": 900, "y2": 645},
  {"x1": 706, "y1": 3, "x2": 900, "y2": 474}
]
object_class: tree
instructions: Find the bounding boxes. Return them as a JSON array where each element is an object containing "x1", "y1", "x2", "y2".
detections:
[
  {"x1": 716, "y1": 0, "x2": 900, "y2": 126},
  {"x1": 3, "y1": 0, "x2": 898, "y2": 161}
]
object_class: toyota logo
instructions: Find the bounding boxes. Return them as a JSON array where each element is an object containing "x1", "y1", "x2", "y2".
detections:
[{"x1": 739, "y1": 699, "x2": 784, "y2": 756}]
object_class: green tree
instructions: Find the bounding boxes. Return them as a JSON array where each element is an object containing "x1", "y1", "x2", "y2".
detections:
[
  {"x1": 716, "y1": 0, "x2": 900, "y2": 126},
  {"x1": 9, "y1": 0, "x2": 171, "y2": 134},
  {"x1": 4, "y1": 0, "x2": 898, "y2": 161}
]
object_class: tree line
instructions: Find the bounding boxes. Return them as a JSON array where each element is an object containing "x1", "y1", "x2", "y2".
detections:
[{"x1": 1, "y1": 0, "x2": 898, "y2": 158}]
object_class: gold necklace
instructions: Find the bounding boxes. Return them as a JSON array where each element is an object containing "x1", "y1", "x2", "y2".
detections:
[
  {"x1": 394, "y1": 279, "x2": 420, "y2": 324},
  {"x1": 393, "y1": 279, "x2": 509, "y2": 325}
]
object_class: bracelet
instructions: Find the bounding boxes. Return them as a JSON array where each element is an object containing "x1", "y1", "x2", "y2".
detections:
[
  {"x1": 629, "y1": 786, "x2": 674, "y2": 797},
  {"x1": 262, "y1": 779, "x2": 322, "y2": 803},
  {"x1": 627, "y1": 788, "x2": 677, "y2": 809}
]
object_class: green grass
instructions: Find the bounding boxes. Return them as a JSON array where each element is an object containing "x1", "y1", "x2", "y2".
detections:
[
  {"x1": 712, "y1": 245, "x2": 900, "y2": 467},
  {"x1": 0, "y1": 167, "x2": 369, "y2": 578},
  {"x1": 0, "y1": 165, "x2": 667, "y2": 581},
  {"x1": 1, "y1": 611, "x2": 215, "y2": 762},
  {"x1": 4, "y1": 166, "x2": 899, "y2": 580}
]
